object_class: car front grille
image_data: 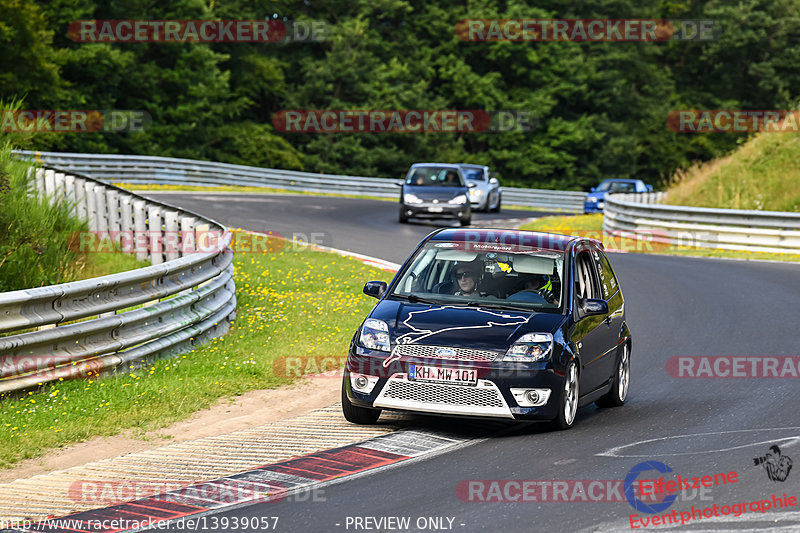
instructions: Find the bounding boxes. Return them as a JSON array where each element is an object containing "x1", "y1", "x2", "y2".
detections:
[
  {"x1": 382, "y1": 380, "x2": 505, "y2": 408},
  {"x1": 392, "y1": 344, "x2": 500, "y2": 362}
]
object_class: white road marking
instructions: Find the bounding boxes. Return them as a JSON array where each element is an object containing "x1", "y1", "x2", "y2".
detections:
[{"x1": 597, "y1": 427, "x2": 800, "y2": 458}]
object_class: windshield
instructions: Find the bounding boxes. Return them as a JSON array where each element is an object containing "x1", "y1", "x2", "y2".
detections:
[
  {"x1": 460, "y1": 168, "x2": 485, "y2": 181},
  {"x1": 390, "y1": 242, "x2": 565, "y2": 312},
  {"x1": 597, "y1": 181, "x2": 636, "y2": 193},
  {"x1": 406, "y1": 167, "x2": 466, "y2": 187}
]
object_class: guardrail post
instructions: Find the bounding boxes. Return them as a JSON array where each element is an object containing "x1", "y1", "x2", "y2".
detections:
[
  {"x1": 34, "y1": 167, "x2": 45, "y2": 197},
  {"x1": 195, "y1": 223, "x2": 210, "y2": 255},
  {"x1": 44, "y1": 169, "x2": 55, "y2": 200},
  {"x1": 164, "y1": 210, "x2": 180, "y2": 261},
  {"x1": 180, "y1": 216, "x2": 197, "y2": 256},
  {"x1": 106, "y1": 189, "x2": 120, "y2": 246},
  {"x1": 133, "y1": 200, "x2": 148, "y2": 262},
  {"x1": 54, "y1": 172, "x2": 66, "y2": 202},
  {"x1": 148, "y1": 205, "x2": 164, "y2": 265},
  {"x1": 64, "y1": 174, "x2": 76, "y2": 216},
  {"x1": 119, "y1": 194, "x2": 134, "y2": 255},
  {"x1": 85, "y1": 181, "x2": 98, "y2": 232},
  {"x1": 94, "y1": 185, "x2": 109, "y2": 236},
  {"x1": 74, "y1": 177, "x2": 87, "y2": 221}
]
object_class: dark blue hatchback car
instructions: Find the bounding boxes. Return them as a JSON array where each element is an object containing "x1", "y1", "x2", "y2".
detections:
[{"x1": 342, "y1": 228, "x2": 632, "y2": 430}]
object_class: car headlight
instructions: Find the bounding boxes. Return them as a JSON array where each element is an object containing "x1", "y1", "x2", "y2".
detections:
[
  {"x1": 449, "y1": 194, "x2": 468, "y2": 204},
  {"x1": 503, "y1": 333, "x2": 553, "y2": 362},
  {"x1": 404, "y1": 193, "x2": 423, "y2": 204},
  {"x1": 469, "y1": 189, "x2": 484, "y2": 199},
  {"x1": 359, "y1": 319, "x2": 390, "y2": 351}
]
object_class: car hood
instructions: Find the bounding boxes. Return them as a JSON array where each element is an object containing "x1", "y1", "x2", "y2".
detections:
[
  {"x1": 371, "y1": 299, "x2": 565, "y2": 351},
  {"x1": 404, "y1": 185, "x2": 465, "y2": 201}
]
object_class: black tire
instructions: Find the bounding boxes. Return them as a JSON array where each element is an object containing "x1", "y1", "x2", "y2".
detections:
[
  {"x1": 399, "y1": 207, "x2": 409, "y2": 224},
  {"x1": 596, "y1": 343, "x2": 630, "y2": 408},
  {"x1": 459, "y1": 215, "x2": 471, "y2": 227},
  {"x1": 551, "y1": 361, "x2": 579, "y2": 430},
  {"x1": 341, "y1": 377, "x2": 381, "y2": 425}
]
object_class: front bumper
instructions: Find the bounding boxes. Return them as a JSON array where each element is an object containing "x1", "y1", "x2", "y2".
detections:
[
  {"x1": 402, "y1": 203, "x2": 468, "y2": 219},
  {"x1": 344, "y1": 348, "x2": 563, "y2": 421}
]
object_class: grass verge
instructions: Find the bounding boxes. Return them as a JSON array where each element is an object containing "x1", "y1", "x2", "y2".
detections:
[
  {"x1": 73, "y1": 251, "x2": 151, "y2": 281},
  {"x1": 667, "y1": 130, "x2": 800, "y2": 212},
  {"x1": 0, "y1": 239, "x2": 389, "y2": 469},
  {"x1": 519, "y1": 214, "x2": 800, "y2": 263}
]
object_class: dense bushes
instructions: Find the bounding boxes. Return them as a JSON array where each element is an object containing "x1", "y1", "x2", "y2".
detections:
[{"x1": 0, "y1": 146, "x2": 88, "y2": 291}]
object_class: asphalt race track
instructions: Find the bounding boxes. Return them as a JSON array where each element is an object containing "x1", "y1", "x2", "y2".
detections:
[
  {"x1": 142, "y1": 192, "x2": 552, "y2": 264},
  {"x1": 142, "y1": 192, "x2": 800, "y2": 532}
]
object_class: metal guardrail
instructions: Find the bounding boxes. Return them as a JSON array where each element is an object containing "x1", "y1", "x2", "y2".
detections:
[
  {"x1": 604, "y1": 193, "x2": 800, "y2": 254},
  {"x1": 14, "y1": 151, "x2": 588, "y2": 212},
  {"x1": 0, "y1": 165, "x2": 237, "y2": 394}
]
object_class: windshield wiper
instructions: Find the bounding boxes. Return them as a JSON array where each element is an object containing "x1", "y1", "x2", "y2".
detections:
[
  {"x1": 465, "y1": 301, "x2": 535, "y2": 313},
  {"x1": 391, "y1": 294, "x2": 440, "y2": 305}
]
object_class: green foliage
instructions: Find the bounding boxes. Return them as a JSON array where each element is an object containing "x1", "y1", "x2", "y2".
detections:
[
  {"x1": 1, "y1": 0, "x2": 799, "y2": 189},
  {"x1": 0, "y1": 146, "x2": 87, "y2": 291}
]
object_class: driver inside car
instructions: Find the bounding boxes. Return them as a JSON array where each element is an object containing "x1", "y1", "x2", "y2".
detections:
[
  {"x1": 508, "y1": 273, "x2": 556, "y2": 304},
  {"x1": 452, "y1": 261, "x2": 487, "y2": 297}
]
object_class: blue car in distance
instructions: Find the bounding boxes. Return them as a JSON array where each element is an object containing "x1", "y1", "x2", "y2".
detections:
[{"x1": 584, "y1": 179, "x2": 653, "y2": 214}]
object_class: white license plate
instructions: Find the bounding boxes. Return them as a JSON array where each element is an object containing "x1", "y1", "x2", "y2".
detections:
[
  {"x1": 427, "y1": 206, "x2": 443, "y2": 213},
  {"x1": 409, "y1": 364, "x2": 477, "y2": 386}
]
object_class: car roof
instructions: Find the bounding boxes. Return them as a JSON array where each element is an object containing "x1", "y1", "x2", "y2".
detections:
[
  {"x1": 456, "y1": 164, "x2": 488, "y2": 169},
  {"x1": 600, "y1": 178, "x2": 641, "y2": 184},
  {"x1": 427, "y1": 228, "x2": 601, "y2": 252},
  {"x1": 410, "y1": 163, "x2": 463, "y2": 169}
]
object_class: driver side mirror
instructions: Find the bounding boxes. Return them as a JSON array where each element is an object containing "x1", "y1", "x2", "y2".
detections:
[
  {"x1": 363, "y1": 281, "x2": 388, "y2": 299},
  {"x1": 489, "y1": 177, "x2": 499, "y2": 185},
  {"x1": 395, "y1": 180, "x2": 404, "y2": 187},
  {"x1": 578, "y1": 298, "x2": 608, "y2": 319}
]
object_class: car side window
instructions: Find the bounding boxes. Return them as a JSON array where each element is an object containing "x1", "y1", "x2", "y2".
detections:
[
  {"x1": 591, "y1": 249, "x2": 619, "y2": 300},
  {"x1": 574, "y1": 251, "x2": 600, "y2": 301}
]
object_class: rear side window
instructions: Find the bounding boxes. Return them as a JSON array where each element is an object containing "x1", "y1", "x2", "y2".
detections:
[
  {"x1": 591, "y1": 249, "x2": 619, "y2": 300},
  {"x1": 574, "y1": 251, "x2": 600, "y2": 300}
]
